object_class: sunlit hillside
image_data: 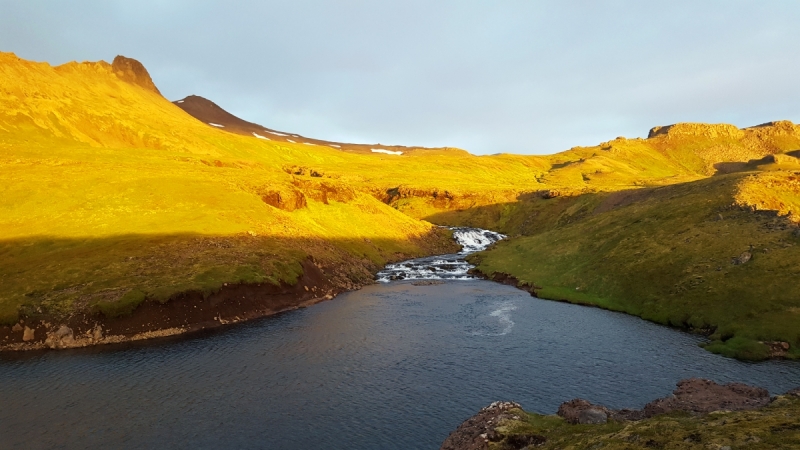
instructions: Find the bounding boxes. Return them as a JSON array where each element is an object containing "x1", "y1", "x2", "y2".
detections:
[{"x1": 2, "y1": 52, "x2": 800, "y2": 358}]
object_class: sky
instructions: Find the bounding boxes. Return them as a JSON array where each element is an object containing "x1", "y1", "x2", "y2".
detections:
[{"x1": 1, "y1": 1, "x2": 799, "y2": 155}]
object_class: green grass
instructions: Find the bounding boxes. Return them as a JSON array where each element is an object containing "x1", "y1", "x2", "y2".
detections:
[
  {"x1": 466, "y1": 172, "x2": 800, "y2": 360},
  {"x1": 489, "y1": 396, "x2": 800, "y2": 449},
  {"x1": 2, "y1": 52, "x2": 800, "y2": 357}
]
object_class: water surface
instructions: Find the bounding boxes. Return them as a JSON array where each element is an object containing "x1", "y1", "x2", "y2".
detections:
[{"x1": 2, "y1": 281, "x2": 799, "y2": 450}]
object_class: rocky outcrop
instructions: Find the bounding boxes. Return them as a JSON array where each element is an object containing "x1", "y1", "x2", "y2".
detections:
[
  {"x1": 259, "y1": 188, "x2": 308, "y2": 212},
  {"x1": 642, "y1": 378, "x2": 770, "y2": 416},
  {"x1": 648, "y1": 123, "x2": 745, "y2": 140},
  {"x1": 440, "y1": 402, "x2": 538, "y2": 450},
  {"x1": 111, "y1": 55, "x2": 162, "y2": 96},
  {"x1": 443, "y1": 379, "x2": 785, "y2": 449}
]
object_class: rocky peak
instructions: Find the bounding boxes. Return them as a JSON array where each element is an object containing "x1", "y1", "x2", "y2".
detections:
[
  {"x1": 111, "y1": 55, "x2": 162, "y2": 96},
  {"x1": 648, "y1": 123, "x2": 745, "y2": 140}
]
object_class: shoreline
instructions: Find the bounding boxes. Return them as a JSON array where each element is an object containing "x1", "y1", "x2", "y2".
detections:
[
  {"x1": 0, "y1": 258, "x2": 361, "y2": 352},
  {"x1": 469, "y1": 267, "x2": 793, "y2": 360}
]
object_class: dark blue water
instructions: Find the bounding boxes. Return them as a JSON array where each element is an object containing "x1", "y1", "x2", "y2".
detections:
[{"x1": 2, "y1": 281, "x2": 800, "y2": 450}]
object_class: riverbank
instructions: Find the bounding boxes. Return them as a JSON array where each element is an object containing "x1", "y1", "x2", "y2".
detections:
[
  {"x1": 459, "y1": 173, "x2": 800, "y2": 361},
  {"x1": 442, "y1": 379, "x2": 800, "y2": 450},
  {"x1": 0, "y1": 229, "x2": 459, "y2": 352}
]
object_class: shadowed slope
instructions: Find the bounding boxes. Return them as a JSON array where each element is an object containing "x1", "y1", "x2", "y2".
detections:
[{"x1": 2, "y1": 52, "x2": 800, "y2": 357}]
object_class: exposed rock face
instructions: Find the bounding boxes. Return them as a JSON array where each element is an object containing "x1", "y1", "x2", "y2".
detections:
[
  {"x1": 648, "y1": 123, "x2": 746, "y2": 140},
  {"x1": 557, "y1": 378, "x2": 771, "y2": 424},
  {"x1": 111, "y1": 55, "x2": 162, "y2": 96},
  {"x1": 557, "y1": 398, "x2": 640, "y2": 423},
  {"x1": 642, "y1": 378, "x2": 770, "y2": 416},
  {"x1": 769, "y1": 153, "x2": 800, "y2": 165},
  {"x1": 440, "y1": 401, "x2": 530, "y2": 450},
  {"x1": 259, "y1": 188, "x2": 308, "y2": 212}
]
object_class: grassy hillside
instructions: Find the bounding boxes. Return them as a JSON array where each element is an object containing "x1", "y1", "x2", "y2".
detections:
[{"x1": 2, "y1": 52, "x2": 800, "y2": 358}]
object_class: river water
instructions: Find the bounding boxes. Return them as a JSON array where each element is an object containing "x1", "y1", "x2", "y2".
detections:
[{"x1": 1, "y1": 229, "x2": 799, "y2": 449}]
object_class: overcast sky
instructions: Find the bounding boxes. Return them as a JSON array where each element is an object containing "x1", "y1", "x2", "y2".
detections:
[{"x1": 2, "y1": 1, "x2": 799, "y2": 154}]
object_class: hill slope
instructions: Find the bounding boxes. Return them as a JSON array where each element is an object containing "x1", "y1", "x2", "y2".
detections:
[{"x1": 1, "y1": 52, "x2": 800, "y2": 358}]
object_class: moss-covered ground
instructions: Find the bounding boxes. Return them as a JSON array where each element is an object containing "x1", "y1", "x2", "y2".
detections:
[{"x1": 491, "y1": 396, "x2": 800, "y2": 449}]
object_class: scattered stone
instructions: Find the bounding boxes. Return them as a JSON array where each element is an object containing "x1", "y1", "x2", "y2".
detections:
[
  {"x1": 732, "y1": 251, "x2": 752, "y2": 265},
  {"x1": 11, "y1": 323, "x2": 22, "y2": 332},
  {"x1": 45, "y1": 325, "x2": 75, "y2": 349},
  {"x1": 22, "y1": 326, "x2": 35, "y2": 342},
  {"x1": 412, "y1": 280, "x2": 445, "y2": 286}
]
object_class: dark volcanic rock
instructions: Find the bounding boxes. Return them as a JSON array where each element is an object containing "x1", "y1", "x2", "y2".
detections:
[{"x1": 112, "y1": 55, "x2": 162, "y2": 95}]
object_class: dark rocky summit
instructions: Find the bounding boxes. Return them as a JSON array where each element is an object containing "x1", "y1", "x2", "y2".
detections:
[{"x1": 111, "y1": 55, "x2": 162, "y2": 95}]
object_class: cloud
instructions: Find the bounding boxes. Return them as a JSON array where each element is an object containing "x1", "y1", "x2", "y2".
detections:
[{"x1": 1, "y1": 0, "x2": 799, "y2": 154}]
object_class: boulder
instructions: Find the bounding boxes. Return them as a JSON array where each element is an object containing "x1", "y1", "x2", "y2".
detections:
[
  {"x1": 45, "y1": 325, "x2": 75, "y2": 349},
  {"x1": 557, "y1": 399, "x2": 611, "y2": 424},
  {"x1": 733, "y1": 251, "x2": 752, "y2": 265},
  {"x1": 11, "y1": 323, "x2": 22, "y2": 332},
  {"x1": 578, "y1": 408, "x2": 608, "y2": 424},
  {"x1": 22, "y1": 326, "x2": 35, "y2": 342}
]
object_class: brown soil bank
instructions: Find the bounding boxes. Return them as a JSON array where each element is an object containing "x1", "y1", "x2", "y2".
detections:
[
  {"x1": 0, "y1": 258, "x2": 344, "y2": 351},
  {"x1": 442, "y1": 378, "x2": 800, "y2": 450}
]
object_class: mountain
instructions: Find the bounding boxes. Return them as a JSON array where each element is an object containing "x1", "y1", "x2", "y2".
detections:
[{"x1": 1, "y1": 52, "x2": 799, "y2": 359}]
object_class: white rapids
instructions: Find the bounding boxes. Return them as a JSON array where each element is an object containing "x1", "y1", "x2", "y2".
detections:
[{"x1": 376, "y1": 227, "x2": 505, "y2": 282}]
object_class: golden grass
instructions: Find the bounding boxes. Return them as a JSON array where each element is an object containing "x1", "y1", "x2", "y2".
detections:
[{"x1": 2, "y1": 52, "x2": 800, "y2": 360}]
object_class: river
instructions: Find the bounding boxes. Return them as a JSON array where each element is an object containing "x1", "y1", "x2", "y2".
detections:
[{"x1": 1, "y1": 229, "x2": 799, "y2": 449}]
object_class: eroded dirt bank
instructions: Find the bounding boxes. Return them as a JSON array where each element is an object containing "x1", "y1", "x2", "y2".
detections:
[{"x1": 1, "y1": 258, "x2": 380, "y2": 352}]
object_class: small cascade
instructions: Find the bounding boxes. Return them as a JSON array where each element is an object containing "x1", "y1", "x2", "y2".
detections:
[{"x1": 376, "y1": 227, "x2": 505, "y2": 282}]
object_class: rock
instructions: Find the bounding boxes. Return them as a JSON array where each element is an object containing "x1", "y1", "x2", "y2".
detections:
[
  {"x1": 578, "y1": 408, "x2": 608, "y2": 424},
  {"x1": 643, "y1": 378, "x2": 770, "y2": 417},
  {"x1": 111, "y1": 55, "x2": 162, "y2": 95},
  {"x1": 45, "y1": 325, "x2": 75, "y2": 349},
  {"x1": 557, "y1": 399, "x2": 611, "y2": 424},
  {"x1": 22, "y1": 326, "x2": 35, "y2": 341},
  {"x1": 92, "y1": 325, "x2": 103, "y2": 341},
  {"x1": 732, "y1": 251, "x2": 752, "y2": 265},
  {"x1": 11, "y1": 323, "x2": 22, "y2": 332},
  {"x1": 785, "y1": 387, "x2": 800, "y2": 398},
  {"x1": 440, "y1": 401, "x2": 523, "y2": 450}
]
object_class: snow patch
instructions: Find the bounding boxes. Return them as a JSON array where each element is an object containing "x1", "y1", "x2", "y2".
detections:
[
  {"x1": 372, "y1": 149, "x2": 403, "y2": 155},
  {"x1": 267, "y1": 131, "x2": 289, "y2": 136},
  {"x1": 209, "y1": 123, "x2": 225, "y2": 128},
  {"x1": 303, "y1": 142, "x2": 316, "y2": 146},
  {"x1": 330, "y1": 144, "x2": 341, "y2": 148},
  {"x1": 253, "y1": 132, "x2": 270, "y2": 140},
  {"x1": 176, "y1": 100, "x2": 184, "y2": 104},
  {"x1": 287, "y1": 139, "x2": 296, "y2": 143}
]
